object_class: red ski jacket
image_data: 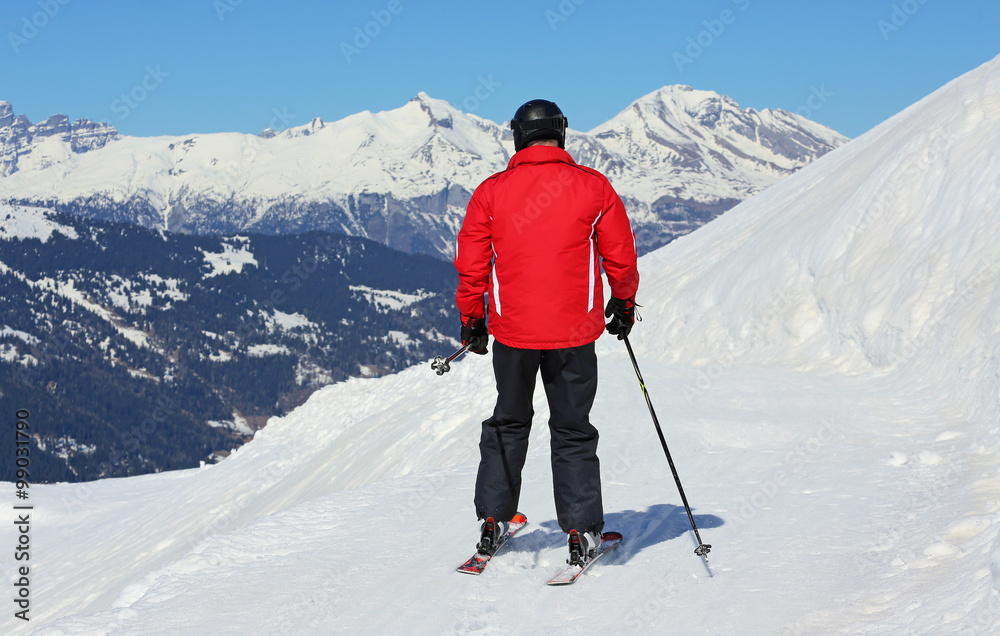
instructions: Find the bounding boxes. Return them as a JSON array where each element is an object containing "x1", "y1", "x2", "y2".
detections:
[{"x1": 455, "y1": 145, "x2": 639, "y2": 349}]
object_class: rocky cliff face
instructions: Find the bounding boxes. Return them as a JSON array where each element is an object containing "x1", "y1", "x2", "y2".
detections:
[{"x1": 0, "y1": 101, "x2": 119, "y2": 176}]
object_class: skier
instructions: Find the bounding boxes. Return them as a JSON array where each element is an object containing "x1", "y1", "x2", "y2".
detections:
[{"x1": 454, "y1": 99, "x2": 640, "y2": 566}]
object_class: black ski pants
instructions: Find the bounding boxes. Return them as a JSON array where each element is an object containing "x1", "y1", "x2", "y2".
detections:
[{"x1": 474, "y1": 340, "x2": 604, "y2": 535}]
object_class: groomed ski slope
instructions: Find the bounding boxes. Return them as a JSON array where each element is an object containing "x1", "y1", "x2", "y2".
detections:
[{"x1": 4, "y1": 53, "x2": 1000, "y2": 634}]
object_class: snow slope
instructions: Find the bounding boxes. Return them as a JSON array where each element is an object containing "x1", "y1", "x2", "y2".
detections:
[
  {"x1": 3, "y1": 56, "x2": 1000, "y2": 634},
  {"x1": 640, "y1": 53, "x2": 1000, "y2": 420}
]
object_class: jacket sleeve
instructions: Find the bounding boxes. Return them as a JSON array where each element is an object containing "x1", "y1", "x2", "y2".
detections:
[
  {"x1": 454, "y1": 182, "x2": 493, "y2": 320},
  {"x1": 596, "y1": 179, "x2": 640, "y2": 300}
]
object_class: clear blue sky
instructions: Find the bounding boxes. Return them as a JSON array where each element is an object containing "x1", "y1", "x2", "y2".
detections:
[{"x1": 2, "y1": 0, "x2": 998, "y2": 139}]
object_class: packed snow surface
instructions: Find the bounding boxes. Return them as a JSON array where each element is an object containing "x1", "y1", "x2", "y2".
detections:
[{"x1": 3, "y1": 55, "x2": 1000, "y2": 634}]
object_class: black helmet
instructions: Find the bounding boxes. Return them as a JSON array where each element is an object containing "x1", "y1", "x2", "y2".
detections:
[{"x1": 510, "y1": 99, "x2": 568, "y2": 152}]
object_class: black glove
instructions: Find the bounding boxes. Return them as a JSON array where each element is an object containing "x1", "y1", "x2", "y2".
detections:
[
  {"x1": 604, "y1": 296, "x2": 636, "y2": 340},
  {"x1": 461, "y1": 316, "x2": 489, "y2": 354}
]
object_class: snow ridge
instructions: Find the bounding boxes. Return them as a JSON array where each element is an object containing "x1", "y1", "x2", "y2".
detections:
[{"x1": 640, "y1": 53, "x2": 1000, "y2": 415}]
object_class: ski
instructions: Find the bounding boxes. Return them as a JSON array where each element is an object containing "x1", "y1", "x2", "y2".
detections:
[
  {"x1": 546, "y1": 531, "x2": 623, "y2": 586},
  {"x1": 456, "y1": 513, "x2": 528, "y2": 575}
]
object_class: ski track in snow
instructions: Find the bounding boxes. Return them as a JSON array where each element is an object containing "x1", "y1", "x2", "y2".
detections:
[{"x1": 4, "y1": 54, "x2": 1000, "y2": 636}]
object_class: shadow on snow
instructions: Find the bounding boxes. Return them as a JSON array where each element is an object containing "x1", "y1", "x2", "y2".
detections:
[{"x1": 508, "y1": 504, "x2": 725, "y2": 563}]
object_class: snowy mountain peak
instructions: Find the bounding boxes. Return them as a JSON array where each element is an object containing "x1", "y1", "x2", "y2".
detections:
[
  {"x1": 278, "y1": 116, "x2": 327, "y2": 138},
  {"x1": 571, "y1": 85, "x2": 848, "y2": 213},
  {"x1": 596, "y1": 84, "x2": 845, "y2": 157},
  {"x1": 640, "y1": 84, "x2": 739, "y2": 119},
  {"x1": 0, "y1": 89, "x2": 843, "y2": 258},
  {"x1": 407, "y1": 91, "x2": 464, "y2": 130},
  {"x1": 0, "y1": 100, "x2": 119, "y2": 176},
  {"x1": 36, "y1": 113, "x2": 71, "y2": 137},
  {"x1": 409, "y1": 91, "x2": 453, "y2": 111},
  {"x1": 0, "y1": 100, "x2": 14, "y2": 128},
  {"x1": 600, "y1": 84, "x2": 738, "y2": 133}
]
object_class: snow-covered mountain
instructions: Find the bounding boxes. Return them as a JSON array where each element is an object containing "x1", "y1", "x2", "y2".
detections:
[
  {"x1": 0, "y1": 101, "x2": 118, "y2": 176},
  {"x1": 571, "y1": 85, "x2": 847, "y2": 249},
  {"x1": 0, "y1": 89, "x2": 846, "y2": 259},
  {"x1": 4, "y1": 55, "x2": 998, "y2": 634},
  {"x1": 0, "y1": 204, "x2": 458, "y2": 481}
]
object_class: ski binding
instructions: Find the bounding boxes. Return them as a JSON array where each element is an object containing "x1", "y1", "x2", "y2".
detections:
[
  {"x1": 546, "y1": 531, "x2": 623, "y2": 586},
  {"x1": 456, "y1": 512, "x2": 528, "y2": 575}
]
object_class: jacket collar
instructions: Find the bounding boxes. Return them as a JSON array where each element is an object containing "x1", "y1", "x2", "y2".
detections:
[{"x1": 506, "y1": 145, "x2": 576, "y2": 169}]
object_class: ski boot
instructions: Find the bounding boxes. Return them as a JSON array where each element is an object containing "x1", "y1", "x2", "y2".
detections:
[
  {"x1": 567, "y1": 529, "x2": 600, "y2": 566},
  {"x1": 477, "y1": 517, "x2": 509, "y2": 556}
]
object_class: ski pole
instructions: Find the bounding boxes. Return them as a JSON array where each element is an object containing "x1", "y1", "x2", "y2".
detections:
[
  {"x1": 622, "y1": 334, "x2": 712, "y2": 559},
  {"x1": 431, "y1": 343, "x2": 471, "y2": 376}
]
